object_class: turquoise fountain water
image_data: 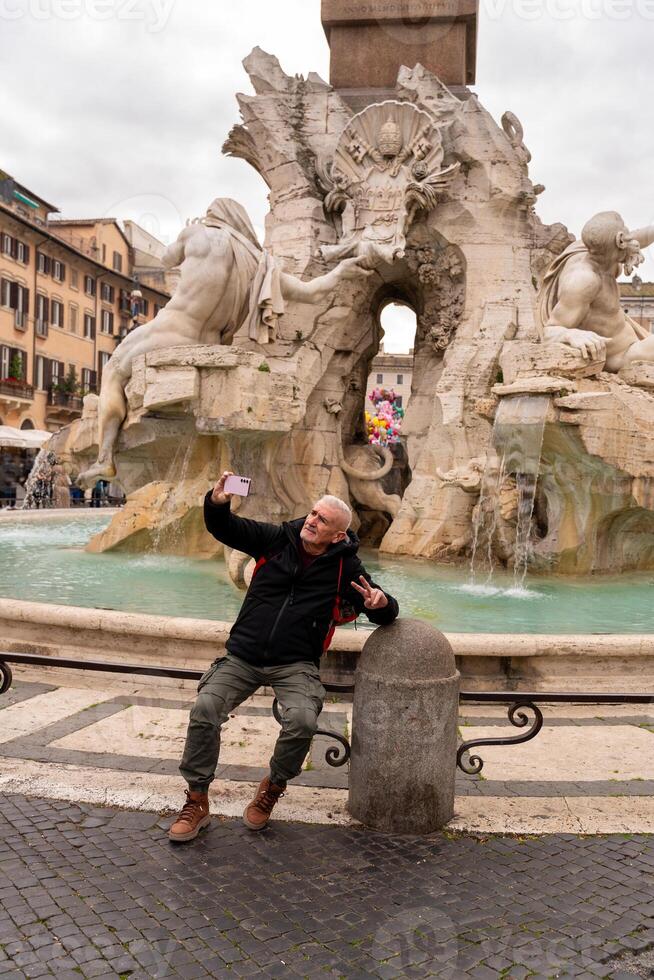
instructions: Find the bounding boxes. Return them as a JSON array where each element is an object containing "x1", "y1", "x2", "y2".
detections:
[{"x1": 1, "y1": 514, "x2": 653, "y2": 634}]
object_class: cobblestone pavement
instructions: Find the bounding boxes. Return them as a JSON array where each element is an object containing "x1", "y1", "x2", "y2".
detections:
[{"x1": 0, "y1": 794, "x2": 653, "y2": 979}]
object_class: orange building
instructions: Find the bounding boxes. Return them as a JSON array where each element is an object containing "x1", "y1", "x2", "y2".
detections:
[{"x1": 0, "y1": 169, "x2": 170, "y2": 433}]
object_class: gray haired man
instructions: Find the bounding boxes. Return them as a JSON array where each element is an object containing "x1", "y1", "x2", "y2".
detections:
[{"x1": 169, "y1": 472, "x2": 399, "y2": 840}]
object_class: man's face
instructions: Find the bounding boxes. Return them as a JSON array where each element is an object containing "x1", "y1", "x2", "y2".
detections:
[{"x1": 300, "y1": 502, "x2": 348, "y2": 554}]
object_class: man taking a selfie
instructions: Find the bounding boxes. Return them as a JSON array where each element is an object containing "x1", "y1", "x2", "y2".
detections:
[{"x1": 169, "y1": 471, "x2": 399, "y2": 841}]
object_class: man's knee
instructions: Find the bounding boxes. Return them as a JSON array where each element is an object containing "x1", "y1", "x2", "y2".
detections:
[
  {"x1": 282, "y1": 706, "x2": 319, "y2": 741},
  {"x1": 189, "y1": 691, "x2": 226, "y2": 730}
]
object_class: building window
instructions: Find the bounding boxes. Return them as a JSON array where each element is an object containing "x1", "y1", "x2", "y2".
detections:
[
  {"x1": 113, "y1": 251, "x2": 122, "y2": 273},
  {"x1": 396, "y1": 374, "x2": 403, "y2": 385},
  {"x1": 83, "y1": 313, "x2": 95, "y2": 339},
  {"x1": 36, "y1": 294, "x2": 49, "y2": 335},
  {"x1": 100, "y1": 282, "x2": 115, "y2": 303},
  {"x1": 395, "y1": 395, "x2": 403, "y2": 408},
  {"x1": 70, "y1": 305, "x2": 78, "y2": 334},
  {"x1": 53, "y1": 260, "x2": 65, "y2": 283},
  {"x1": 35, "y1": 355, "x2": 45, "y2": 390},
  {"x1": 81, "y1": 367, "x2": 97, "y2": 393},
  {"x1": 2, "y1": 280, "x2": 28, "y2": 312},
  {"x1": 71, "y1": 269, "x2": 79, "y2": 289},
  {"x1": 98, "y1": 350, "x2": 111, "y2": 380},
  {"x1": 51, "y1": 300, "x2": 64, "y2": 329},
  {"x1": 84, "y1": 275, "x2": 96, "y2": 297},
  {"x1": 37, "y1": 251, "x2": 50, "y2": 275},
  {"x1": 1, "y1": 234, "x2": 12, "y2": 257},
  {"x1": 376, "y1": 373, "x2": 383, "y2": 384},
  {"x1": 101, "y1": 309, "x2": 114, "y2": 334},
  {"x1": 0, "y1": 346, "x2": 26, "y2": 381},
  {"x1": 14, "y1": 240, "x2": 29, "y2": 264},
  {"x1": 102, "y1": 244, "x2": 106, "y2": 263}
]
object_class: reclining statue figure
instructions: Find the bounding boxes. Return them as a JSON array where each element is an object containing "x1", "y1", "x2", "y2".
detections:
[
  {"x1": 78, "y1": 198, "x2": 370, "y2": 486},
  {"x1": 539, "y1": 210, "x2": 654, "y2": 370}
]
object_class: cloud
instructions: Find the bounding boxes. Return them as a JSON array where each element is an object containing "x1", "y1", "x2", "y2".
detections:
[{"x1": 1, "y1": 0, "x2": 652, "y2": 277}]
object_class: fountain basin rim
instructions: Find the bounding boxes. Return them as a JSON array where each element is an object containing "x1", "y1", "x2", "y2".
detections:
[
  {"x1": 1, "y1": 597, "x2": 653, "y2": 654},
  {"x1": 0, "y1": 508, "x2": 121, "y2": 523}
]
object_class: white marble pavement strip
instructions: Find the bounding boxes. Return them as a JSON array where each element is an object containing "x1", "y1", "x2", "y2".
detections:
[
  {"x1": 0, "y1": 758, "x2": 653, "y2": 833},
  {"x1": 0, "y1": 686, "x2": 115, "y2": 743}
]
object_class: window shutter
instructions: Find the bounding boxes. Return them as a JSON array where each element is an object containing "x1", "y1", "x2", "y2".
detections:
[
  {"x1": 90, "y1": 370, "x2": 97, "y2": 388},
  {"x1": 22, "y1": 244, "x2": 30, "y2": 265},
  {"x1": 90, "y1": 316, "x2": 96, "y2": 339},
  {"x1": 44, "y1": 359, "x2": 53, "y2": 389},
  {"x1": 9, "y1": 282, "x2": 18, "y2": 310},
  {"x1": 43, "y1": 297, "x2": 49, "y2": 324},
  {"x1": 60, "y1": 262, "x2": 66, "y2": 282},
  {"x1": 22, "y1": 286, "x2": 29, "y2": 315}
]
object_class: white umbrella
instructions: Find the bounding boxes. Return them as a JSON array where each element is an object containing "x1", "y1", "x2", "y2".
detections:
[{"x1": 0, "y1": 426, "x2": 51, "y2": 449}]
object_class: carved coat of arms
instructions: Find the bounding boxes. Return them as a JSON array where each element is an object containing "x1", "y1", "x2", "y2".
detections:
[{"x1": 317, "y1": 101, "x2": 459, "y2": 266}]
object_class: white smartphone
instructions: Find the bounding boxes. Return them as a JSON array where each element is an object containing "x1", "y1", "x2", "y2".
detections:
[{"x1": 224, "y1": 475, "x2": 252, "y2": 497}]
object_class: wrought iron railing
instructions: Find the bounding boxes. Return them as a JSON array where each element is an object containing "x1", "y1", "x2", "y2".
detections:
[
  {"x1": 0, "y1": 378, "x2": 34, "y2": 400},
  {"x1": 47, "y1": 389, "x2": 84, "y2": 412},
  {"x1": 1, "y1": 652, "x2": 651, "y2": 774}
]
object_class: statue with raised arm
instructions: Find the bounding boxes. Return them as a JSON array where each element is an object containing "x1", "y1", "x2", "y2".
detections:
[
  {"x1": 538, "y1": 211, "x2": 654, "y2": 369},
  {"x1": 77, "y1": 198, "x2": 369, "y2": 486}
]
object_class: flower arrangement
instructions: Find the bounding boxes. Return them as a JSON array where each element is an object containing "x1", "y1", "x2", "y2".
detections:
[{"x1": 366, "y1": 387, "x2": 405, "y2": 446}]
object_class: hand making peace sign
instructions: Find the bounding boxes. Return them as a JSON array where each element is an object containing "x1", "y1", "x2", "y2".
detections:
[{"x1": 351, "y1": 575, "x2": 389, "y2": 610}]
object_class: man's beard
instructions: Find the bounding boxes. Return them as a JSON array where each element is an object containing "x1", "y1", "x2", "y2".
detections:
[{"x1": 622, "y1": 241, "x2": 645, "y2": 277}]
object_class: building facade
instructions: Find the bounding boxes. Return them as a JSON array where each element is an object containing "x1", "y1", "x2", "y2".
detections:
[
  {"x1": 0, "y1": 170, "x2": 170, "y2": 432},
  {"x1": 619, "y1": 281, "x2": 654, "y2": 334},
  {"x1": 366, "y1": 347, "x2": 414, "y2": 414}
]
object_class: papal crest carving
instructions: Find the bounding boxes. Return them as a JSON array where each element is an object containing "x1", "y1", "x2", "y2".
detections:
[{"x1": 317, "y1": 100, "x2": 459, "y2": 266}]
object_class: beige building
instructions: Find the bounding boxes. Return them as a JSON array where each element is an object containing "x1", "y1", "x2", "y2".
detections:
[
  {"x1": 619, "y1": 280, "x2": 654, "y2": 334},
  {"x1": 0, "y1": 169, "x2": 170, "y2": 432},
  {"x1": 366, "y1": 346, "x2": 414, "y2": 414}
]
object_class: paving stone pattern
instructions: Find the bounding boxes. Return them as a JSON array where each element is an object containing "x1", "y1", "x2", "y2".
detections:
[{"x1": 0, "y1": 794, "x2": 653, "y2": 979}]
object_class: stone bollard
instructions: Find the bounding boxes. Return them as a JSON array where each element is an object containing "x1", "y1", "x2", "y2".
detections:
[{"x1": 348, "y1": 619, "x2": 460, "y2": 834}]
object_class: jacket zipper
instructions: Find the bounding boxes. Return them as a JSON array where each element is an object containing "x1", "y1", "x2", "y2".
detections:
[{"x1": 264, "y1": 561, "x2": 298, "y2": 658}]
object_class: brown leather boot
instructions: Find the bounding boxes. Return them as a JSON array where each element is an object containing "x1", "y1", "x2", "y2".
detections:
[
  {"x1": 242, "y1": 776, "x2": 285, "y2": 831},
  {"x1": 168, "y1": 789, "x2": 210, "y2": 842}
]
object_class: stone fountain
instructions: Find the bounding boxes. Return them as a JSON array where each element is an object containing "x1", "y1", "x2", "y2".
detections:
[{"x1": 50, "y1": 0, "x2": 654, "y2": 581}]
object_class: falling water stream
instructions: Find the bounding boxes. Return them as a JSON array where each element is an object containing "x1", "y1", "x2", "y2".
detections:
[
  {"x1": 149, "y1": 436, "x2": 198, "y2": 553},
  {"x1": 468, "y1": 395, "x2": 549, "y2": 593},
  {"x1": 21, "y1": 449, "x2": 58, "y2": 509}
]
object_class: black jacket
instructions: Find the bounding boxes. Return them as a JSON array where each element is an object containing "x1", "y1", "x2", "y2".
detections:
[{"x1": 204, "y1": 492, "x2": 399, "y2": 666}]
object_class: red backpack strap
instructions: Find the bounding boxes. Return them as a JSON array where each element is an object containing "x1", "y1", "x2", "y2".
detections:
[
  {"x1": 323, "y1": 558, "x2": 346, "y2": 652},
  {"x1": 251, "y1": 555, "x2": 268, "y2": 579}
]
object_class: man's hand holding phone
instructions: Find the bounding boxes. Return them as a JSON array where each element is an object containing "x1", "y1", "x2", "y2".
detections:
[
  {"x1": 211, "y1": 472, "x2": 252, "y2": 505},
  {"x1": 211, "y1": 471, "x2": 235, "y2": 505}
]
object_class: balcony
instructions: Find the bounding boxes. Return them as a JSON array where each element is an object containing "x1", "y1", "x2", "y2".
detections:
[
  {"x1": 0, "y1": 377, "x2": 34, "y2": 412},
  {"x1": 46, "y1": 387, "x2": 84, "y2": 423}
]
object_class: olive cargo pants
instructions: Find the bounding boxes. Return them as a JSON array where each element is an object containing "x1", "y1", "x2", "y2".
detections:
[{"x1": 179, "y1": 654, "x2": 326, "y2": 791}]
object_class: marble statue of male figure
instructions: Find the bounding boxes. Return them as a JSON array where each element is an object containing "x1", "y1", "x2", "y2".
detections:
[
  {"x1": 539, "y1": 211, "x2": 654, "y2": 370},
  {"x1": 78, "y1": 198, "x2": 369, "y2": 486}
]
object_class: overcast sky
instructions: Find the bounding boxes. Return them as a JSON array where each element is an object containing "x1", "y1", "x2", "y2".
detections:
[{"x1": 1, "y1": 0, "x2": 653, "y2": 351}]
